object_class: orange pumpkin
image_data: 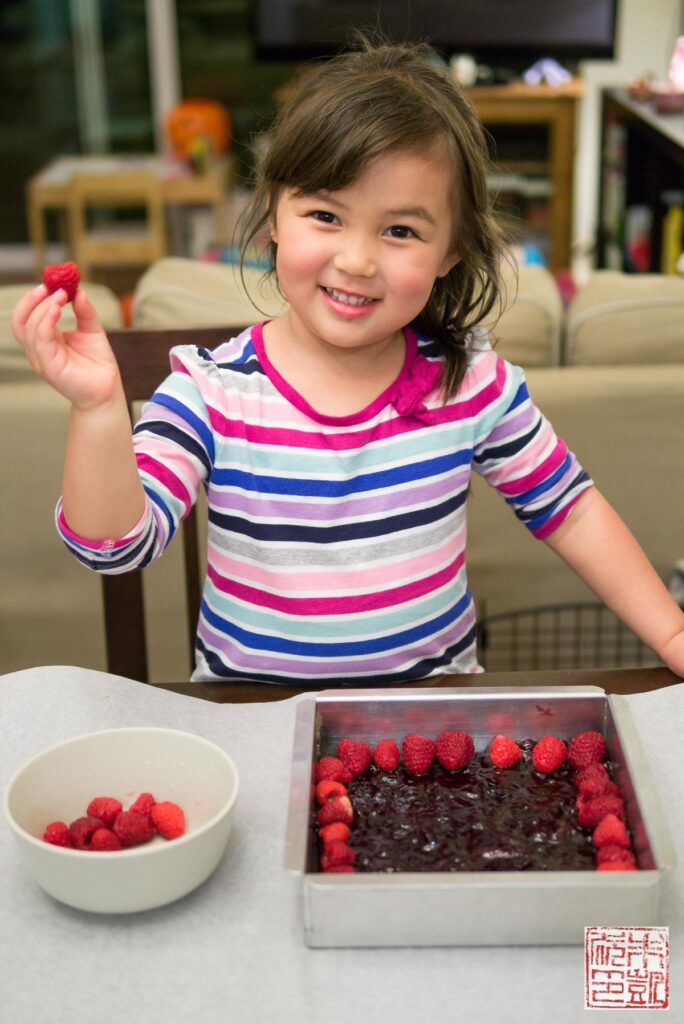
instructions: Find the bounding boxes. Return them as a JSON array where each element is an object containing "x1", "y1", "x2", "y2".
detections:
[{"x1": 166, "y1": 100, "x2": 231, "y2": 158}]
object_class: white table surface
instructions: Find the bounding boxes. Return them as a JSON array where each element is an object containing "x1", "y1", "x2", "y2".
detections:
[{"x1": 1, "y1": 667, "x2": 682, "y2": 1024}]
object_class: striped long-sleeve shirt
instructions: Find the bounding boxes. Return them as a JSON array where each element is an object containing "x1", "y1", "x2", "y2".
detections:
[{"x1": 57, "y1": 323, "x2": 592, "y2": 685}]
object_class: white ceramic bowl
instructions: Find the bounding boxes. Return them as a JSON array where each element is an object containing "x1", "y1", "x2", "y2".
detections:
[{"x1": 4, "y1": 727, "x2": 239, "y2": 914}]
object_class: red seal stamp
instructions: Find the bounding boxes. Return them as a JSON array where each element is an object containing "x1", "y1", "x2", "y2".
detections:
[{"x1": 585, "y1": 926, "x2": 669, "y2": 1010}]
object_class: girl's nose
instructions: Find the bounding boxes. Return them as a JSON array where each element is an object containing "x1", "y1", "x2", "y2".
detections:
[{"x1": 333, "y1": 236, "x2": 376, "y2": 277}]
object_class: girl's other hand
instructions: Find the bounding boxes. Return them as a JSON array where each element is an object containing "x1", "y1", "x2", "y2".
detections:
[
  {"x1": 659, "y1": 629, "x2": 684, "y2": 679},
  {"x1": 10, "y1": 284, "x2": 122, "y2": 411}
]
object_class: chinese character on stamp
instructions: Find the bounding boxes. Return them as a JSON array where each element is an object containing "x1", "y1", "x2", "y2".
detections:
[{"x1": 585, "y1": 926, "x2": 669, "y2": 1010}]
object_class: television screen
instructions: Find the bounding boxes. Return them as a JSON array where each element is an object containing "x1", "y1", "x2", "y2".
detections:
[{"x1": 253, "y1": 0, "x2": 619, "y2": 69}]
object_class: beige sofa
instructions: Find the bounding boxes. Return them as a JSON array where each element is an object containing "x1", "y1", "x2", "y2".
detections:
[{"x1": 2, "y1": 262, "x2": 683, "y2": 681}]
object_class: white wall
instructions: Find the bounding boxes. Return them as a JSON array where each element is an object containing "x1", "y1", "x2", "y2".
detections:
[{"x1": 573, "y1": 0, "x2": 682, "y2": 279}]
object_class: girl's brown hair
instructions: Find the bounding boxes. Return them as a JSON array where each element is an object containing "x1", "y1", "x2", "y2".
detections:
[{"x1": 239, "y1": 36, "x2": 509, "y2": 398}]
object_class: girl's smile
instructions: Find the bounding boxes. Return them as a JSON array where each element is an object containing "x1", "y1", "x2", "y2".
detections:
[{"x1": 320, "y1": 285, "x2": 379, "y2": 317}]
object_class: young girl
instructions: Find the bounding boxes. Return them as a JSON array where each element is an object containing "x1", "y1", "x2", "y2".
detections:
[{"x1": 12, "y1": 39, "x2": 684, "y2": 685}]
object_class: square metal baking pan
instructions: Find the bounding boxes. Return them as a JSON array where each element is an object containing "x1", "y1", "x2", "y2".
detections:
[{"x1": 284, "y1": 686, "x2": 676, "y2": 947}]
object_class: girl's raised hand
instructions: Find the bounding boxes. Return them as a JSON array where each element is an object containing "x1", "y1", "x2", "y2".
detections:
[{"x1": 11, "y1": 284, "x2": 123, "y2": 411}]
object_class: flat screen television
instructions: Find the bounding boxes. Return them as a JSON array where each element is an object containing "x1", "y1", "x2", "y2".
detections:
[{"x1": 252, "y1": 0, "x2": 619, "y2": 71}]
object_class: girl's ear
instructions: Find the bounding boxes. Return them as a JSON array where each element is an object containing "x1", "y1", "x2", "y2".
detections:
[
  {"x1": 268, "y1": 215, "x2": 278, "y2": 244},
  {"x1": 437, "y1": 251, "x2": 460, "y2": 278},
  {"x1": 266, "y1": 187, "x2": 281, "y2": 244}
]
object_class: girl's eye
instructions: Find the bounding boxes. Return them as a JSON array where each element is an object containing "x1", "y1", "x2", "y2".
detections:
[
  {"x1": 309, "y1": 210, "x2": 338, "y2": 224},
  {"x1": 386, "y1": 225, "x2": 418, "y2": 239}
]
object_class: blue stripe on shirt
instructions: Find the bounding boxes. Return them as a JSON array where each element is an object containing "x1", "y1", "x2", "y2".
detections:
[
  {"x1": 211, "y1": 449, "x2": 472, "y2": 497},
  {"x1": 149, "y1": 392, "x2": 215, "y2": 463},
  {"x1": 201, "y1": 588, "x2": 471, "y2": 656},
  {"x1": 208, "y1": 490, "x2": 466, "y2": 543}
]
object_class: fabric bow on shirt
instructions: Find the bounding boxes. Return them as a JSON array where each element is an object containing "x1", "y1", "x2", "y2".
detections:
[{"x1": 391, "y1": 355, "x2": 442, "y2": 419}]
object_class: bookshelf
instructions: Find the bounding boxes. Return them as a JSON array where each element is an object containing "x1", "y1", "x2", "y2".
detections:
[
  {"x1": 465, "y1": 80, "x2": 583, "y2": 272},
  {"x1": 597, "y1": 88, "x2": 684, "y2": 273}
]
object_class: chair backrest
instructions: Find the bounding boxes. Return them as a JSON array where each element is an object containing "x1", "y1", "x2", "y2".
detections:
[
  {"x1": 105, "y1": 325, "x2": 245, "y2": 684},
  {"x1": 68, "y1": 172, "x2": 167, "y2": 280}
]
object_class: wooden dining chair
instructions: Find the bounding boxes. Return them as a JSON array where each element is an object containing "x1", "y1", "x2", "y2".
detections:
[
  {"x1": 105, "y1": 325, "x2": 246, "y2": 684},
  {"x1": 68, "y1": 172, "x2": 168, "y2": 281}
]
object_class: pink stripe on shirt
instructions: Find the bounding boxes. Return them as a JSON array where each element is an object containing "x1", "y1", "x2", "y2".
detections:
[
  {"x1": 465, "y1": 356, "x2": 508, "y2": 417},
  {"x1": 494, "y1": 438, "x2": 568, "y2": 496},
  {"x1": 206, "y1": 552, "x2": 465, "y2": 615},
  {"x1": 136, "y1": 453, "x2": 192, "y2": 511},
  {"x1": 56, "y1": 504, "x2": 146, "y2": 550}
]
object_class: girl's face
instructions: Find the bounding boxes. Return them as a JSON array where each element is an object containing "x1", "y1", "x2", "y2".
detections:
[{"x1": 269, "y1": 147, "x2": 459, "y2": 357}]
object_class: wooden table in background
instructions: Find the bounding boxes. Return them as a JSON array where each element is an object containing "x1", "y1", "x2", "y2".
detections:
[{"x1": 26, "y1": 153, "x2": 234, "y2": 275}]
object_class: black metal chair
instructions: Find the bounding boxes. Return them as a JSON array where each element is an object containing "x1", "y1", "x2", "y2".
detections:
[{"x1": 476, "y1": 601, "x2": 662, "y2": 672}]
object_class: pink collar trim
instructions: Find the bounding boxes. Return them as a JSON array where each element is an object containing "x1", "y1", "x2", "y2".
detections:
[{"x1": 251, "y1": 321, "x2": 421, "y2": 426}]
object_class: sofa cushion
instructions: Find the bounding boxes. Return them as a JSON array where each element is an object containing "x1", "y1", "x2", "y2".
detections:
[
  {"x1": 0, "y1": 282, "x2": 123, "y2": 382},
  {"x1": 483, "y1": 262, "x2": 563, "y2": 366},
  {"x1": 565, "y1": 271, "x2": 684, "y2": 364},
  {"x1": 0, "y1": 380, "x2": 106, "y2": 673},
  {"x1": 132, "y1": 257, "x2": 286, "y2": 328}
]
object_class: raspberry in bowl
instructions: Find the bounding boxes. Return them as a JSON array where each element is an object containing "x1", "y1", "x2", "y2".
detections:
[{"x1": 3, "y1": 727, "x2": 239, "y2": 913}]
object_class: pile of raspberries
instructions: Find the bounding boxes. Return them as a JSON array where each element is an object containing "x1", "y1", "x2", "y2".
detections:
[
  {"x1": 314, "y1": 728, "x2": 637, "y2": 874},
  {"x1": 42, "y1": 792, "x2": 185, "y2": 852}
]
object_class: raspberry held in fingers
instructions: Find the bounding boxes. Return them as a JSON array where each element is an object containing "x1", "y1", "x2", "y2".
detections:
[{"x1": 42, "y1": 262, "x2": 80, "y2": 303}]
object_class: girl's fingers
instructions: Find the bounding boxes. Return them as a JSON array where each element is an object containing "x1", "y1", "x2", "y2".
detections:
[
  {"x1": 9, "y1": 284, "x2": 48, "y2": 341},
  {"x1": 27, "y1": 306, "x2": 61, "y2": 373},
  {"x1": 35, "y1": 303, "x2": 63, "y2": 349},
  {"x1": 72, "y1": 287, "x2": 103, "y2": 333},
  {"x1": 24, "y1": 288, "x2": 67, "y2": 336},
  {"x1": 22, "y1": 292, "x2": 67, "y2": 368}
]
